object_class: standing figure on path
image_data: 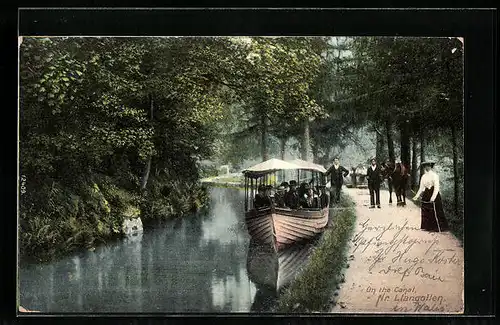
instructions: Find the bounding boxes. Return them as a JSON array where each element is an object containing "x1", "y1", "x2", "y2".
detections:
[
  {"x1": 326, "y1": 157, "x2": 349, "y2": 206},
  {"x1": 412, "y1": 161, "x2": 449, "y2": 232},
  {"x1": 366, "y1": 157, "x2": 382, "y2": 208}
]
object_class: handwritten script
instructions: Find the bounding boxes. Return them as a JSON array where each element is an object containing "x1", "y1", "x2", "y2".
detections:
[{"x1": 348, "y1": 217, "x2": 463, "y2": 312}]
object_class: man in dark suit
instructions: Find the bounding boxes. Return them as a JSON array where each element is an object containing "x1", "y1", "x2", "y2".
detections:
[
  {"x1": 284, "y1": 180, "x2": 300, "y2": 209},
  {"x1": 366, "y1": 157, "x2": 382, "y2": 208},
  {"x1": 326, "y1": 157, "x2": 349, "y2": 206}
]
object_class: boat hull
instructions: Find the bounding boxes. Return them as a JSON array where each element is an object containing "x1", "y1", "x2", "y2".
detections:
[
  {"x1": 245, "y1": 207, "x2": 329, "y2": 251},
  {"x1": 246, "y1": 240, "x2": 314, "y2": 293}
]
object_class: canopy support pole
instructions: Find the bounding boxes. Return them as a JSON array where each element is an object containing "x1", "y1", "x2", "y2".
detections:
[{"x1": 244, "y1": 176, "x2": 248, "y2": 211}]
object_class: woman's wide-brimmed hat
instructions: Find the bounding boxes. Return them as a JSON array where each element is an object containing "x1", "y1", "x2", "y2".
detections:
[{"x1": 420, "y1": 161, "x2": 435, "y2": 168}]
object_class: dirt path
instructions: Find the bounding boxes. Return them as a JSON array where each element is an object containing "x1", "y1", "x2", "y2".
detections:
[{"x1": 332, "y1": 188, "x2": 464, "y2": 314}]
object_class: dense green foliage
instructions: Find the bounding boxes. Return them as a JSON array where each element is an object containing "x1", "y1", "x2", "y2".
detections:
[
  {"x1": 19, "y1": 37, "x2": 234, "y2": 261},
  {"x1": 19, "y1": 36, "x2": 464, "y2": 260},
  {"x1": 275, "y1": 194, "x2": 356, "y2": 312}
]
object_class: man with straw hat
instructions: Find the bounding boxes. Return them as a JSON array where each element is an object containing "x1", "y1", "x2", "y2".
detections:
[{"x1": 413, "y1": 161, "x2": 449, "y2": 232}]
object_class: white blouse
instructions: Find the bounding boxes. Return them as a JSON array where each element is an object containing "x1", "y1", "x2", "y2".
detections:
[{"x1": 415, "y1": 170, "x2": 440, "y2": 201}]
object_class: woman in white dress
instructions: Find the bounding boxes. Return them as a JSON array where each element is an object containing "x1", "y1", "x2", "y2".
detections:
[{"x1": 412, "y1": 161, "x2": 449, "y2": 232}]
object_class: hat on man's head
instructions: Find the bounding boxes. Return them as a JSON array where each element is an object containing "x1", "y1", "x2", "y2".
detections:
[
  {"x1": 258, "y1": 184, "x2": 266, "y2": 191},
  {"x1": 289, "y1": 180, "x2": 297, "y2": 186},
  {"x1": 370, "y1": 157, "x2": 377, "y2": 162},
  {"x1": 265, "y1": 184, "x2": 273, "y2": 190},
  {"x1": 277, "y1": 185, "x2": 285, "y2": 191},
  {"x1": 280, "y1": 181, "x2": 289, "y2": 187},
  {"x1": 420, "y1": 161, "x2": 435, "y2": 168}
]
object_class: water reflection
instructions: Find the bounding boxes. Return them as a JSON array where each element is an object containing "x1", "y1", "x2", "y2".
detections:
[
  {"x1": 19, "y1": 187, "x2": 256, "y2": 313},
  {"x1": 245, "y1": 239, "x2": 316, "y2": 312}
]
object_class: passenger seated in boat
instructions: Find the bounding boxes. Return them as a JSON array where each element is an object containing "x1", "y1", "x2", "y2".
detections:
[
  {"x1": 298, "y1": 182, "x2": 306, "y2": 198},
  {"x1": 274, "y1": 184, "x2": 287, "y2": 208},
  {"x1": 281, "y1": 181, "x2": 290, "y2": 195},
  {"x1": 299, "y1": 184, "x2": 315, "y2": 209},
  {"x1": 285, "y1": 180, "x2": 300, "y2": 209},
  {"x1": 315, "y1": 185, "x2": 329, "y2": 209},
  {"x1": 254, "y1": 185, "x2": 271, "y2": 210},
  {"x1": 265, "y1": 184, "x2": 274, "y2": 205}
]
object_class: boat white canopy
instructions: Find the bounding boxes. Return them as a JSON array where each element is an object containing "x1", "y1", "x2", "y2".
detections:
[
  {"x1": 243, "y1": 158, "x2": 300, "y2": 177},
  {"x1": 287, "y1": 158, "x2": 327, "y2": 173},
  {"x1": 243, "y1": 158, "x2": 327, "y2": 178}
]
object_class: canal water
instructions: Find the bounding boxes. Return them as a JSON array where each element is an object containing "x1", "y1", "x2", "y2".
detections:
[{"x1": 19, "y1": 187, "x2": 316, "y2": 313}]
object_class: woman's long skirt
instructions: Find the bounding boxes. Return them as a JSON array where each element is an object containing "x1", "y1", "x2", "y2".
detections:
[{"x1": 421, "y1": 187, "x2": 449, "y2": 232}]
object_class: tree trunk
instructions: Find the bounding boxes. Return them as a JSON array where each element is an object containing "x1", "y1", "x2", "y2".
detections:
[
  {"x1": 411, "y1": 136, "x2": 418, "y2": 190},
  {"x1": 451, "y1": 124, "x2": 459, "y2": 215},
  {"x1": 140, "y1": 95, "x2": 154, "y2": 190},
  {"x1": 140, "y1": 158, "x2": 152, "y2": 190},
  {"x1": 311, "y1": 143, "x2": 319, "y2": 164},
  {"x1": 301, "y1": 118, "x2": 311, "y2": 162},
  {"x1": 279, "y1": 137, "x2": 286, "y2": 160},
  {"x1": 385, "y1": 117, "x2": 395, "y2": 163},
  {"x1": 419, "y1": 126, "x2": 426, "y2": 180},
  {"x1": 261, "y1": 114, "x2": 268, "y2": 162},
  {"x1": 375, "y1": 127, "x2": 386, "y2": 161},
  {"x1": 400, "y1": 120, "x2": 411, "y2": 167}
]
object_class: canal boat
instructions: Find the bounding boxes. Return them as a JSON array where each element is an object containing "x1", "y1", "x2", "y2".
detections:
[
  {"x1": 243, "y1": 158, "x2": 329, "y2": 251},
  {"x1": 246, "y1": 239, "x2": 315, "y2": 293}
]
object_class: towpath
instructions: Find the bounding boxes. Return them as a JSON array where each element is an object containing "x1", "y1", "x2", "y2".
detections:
[{"x1": 332, "y1": 188, "x2": 464, "y2": 314}]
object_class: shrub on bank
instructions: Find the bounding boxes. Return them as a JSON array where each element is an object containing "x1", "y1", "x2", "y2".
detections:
[
  {"x1": 275, "y1": 194, "x2": 357, "y2": 313},
  {"x1": 19, "y1": 177, "x2": 124, "y2": 263},
  {"x1": 19, "y1": 174, "x2": 210, "y2": 263},
  {"x1": 440, "y1": 189, "x2": 464, "y2": 244}
]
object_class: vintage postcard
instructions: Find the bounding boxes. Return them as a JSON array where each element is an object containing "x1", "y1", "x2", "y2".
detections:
[{"x1": 18, "y1": 34, "x2": 464, "y2": 314}]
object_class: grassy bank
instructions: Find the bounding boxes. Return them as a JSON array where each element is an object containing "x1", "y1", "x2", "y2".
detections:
[
  {"x1": 440, "y1": 189, "x2": 464, "y2": 245},
  {"x1": 274, "y1": 194, "x2": 357, "y2": 313}
]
